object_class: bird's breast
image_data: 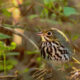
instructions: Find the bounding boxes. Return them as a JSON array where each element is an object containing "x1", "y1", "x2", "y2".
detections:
[{"x1": 40, "y1": 41, "x2": 71, "y2": 62}]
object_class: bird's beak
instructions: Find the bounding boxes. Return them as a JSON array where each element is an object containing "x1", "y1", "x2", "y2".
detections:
[
  {"x1": 37, "y1": 32, "x2": 46, "y2": 41},
  {"x1": 37, "y1": 32, "x2": 43, "y2": 36}
]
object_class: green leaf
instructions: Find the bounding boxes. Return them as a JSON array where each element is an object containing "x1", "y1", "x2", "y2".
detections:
[
  {"x1": 43, "y1": 0, "x2": 54, "y2": 8},
  {"x1": 63, "y1": 7, "x2": 77, "y2": 16},
  {"x1": 26, "y1": 50, "x2": 39, "y2": 55},
  {"x1": 28, "y1": 14, "x2": 38, "y2": 19},
  {"x1": 0, "y1": 64, "x2": 4, "y2": 71},
  {"x1": 23, "y1": 68, "x2": 29, "y2": 73},
  {"x1": 40, "y1": 19, "x2": 58, "y2": 24},
  {"x1": 0, "y1": 33, "x2": 11, "y2": 39},
  {"x1": 2, "y1": 8, "x2": 11, "y2": 17},
  {"x1": 10, "y1": 42, "x2": 16, "y2": 50},
  {"x1": 3, "y1": 24, "x2": 16, "y2": 28},
  {"x1": 7, "y1": 59, "x2": 18, "y2": 65},
  {"x1": 44, "y1": 0, "x2": 55, "y2": 5},
  {"x1": 41, "y1": 8, "x2": 49, "y2": 18},
  {"x1": 3, "y1": 24, "x2": 22, "y2": 28},
  {"x1": 36, "y1": 57, "x2": 41, "y2": 62},
  {"x1": 7, "y1": 65, "x2": 13, "y2": 70},
  {"x1": 7, "y1": 52, "x2": 19, "y2": 56},
  {"x1": 72, "y1": 34, "x2": 79, "y2": 41}
]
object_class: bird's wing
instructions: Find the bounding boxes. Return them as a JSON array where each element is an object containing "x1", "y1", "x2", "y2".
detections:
[{"x1": 51, "y1": 28, "x2": 73, "y2": 55}]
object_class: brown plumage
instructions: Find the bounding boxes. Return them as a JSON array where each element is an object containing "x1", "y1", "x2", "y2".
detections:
[{"x1": 38, "y1": 28, "x2": 72, "y2": 63}]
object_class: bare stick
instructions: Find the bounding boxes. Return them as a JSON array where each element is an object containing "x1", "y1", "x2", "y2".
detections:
[
  {"x1": 0, "y1": 26, "x2": 39, "y2": 50},
  {"x1": 0, "y1": 75, "x2": 17, "y2": 79}
]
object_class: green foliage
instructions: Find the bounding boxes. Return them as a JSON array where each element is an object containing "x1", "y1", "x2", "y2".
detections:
[
  {"x1": 23, "y1": 68, "x2": 29, "y2": 73},
  {"x1": 28, "y1": 14, "x2": 39, "y2": 19},
  {"x1": 7, "y1": 52, "x2": 19, "y2": 56},
  {"x1": 41, "y1": 8, "x2": 49, "y2": 18},
  {"x1": 0, "y1": 64, "x2": 3, "y2": 71},
  {"x1": 0, "y1": 33, "x2": 11, "y2": 39},
  {"x1": 72, "y1": 34, "x2": 80, "y2": 41},
  {"x1": 26, "y1": 50, "x2": 39, "y2": 55},
  {"x1": 3, "y1": 24, "x2": 22, "y2": 28},
  {"x1": 63, "y1": 7, "x2": 77, "y2": 16},
  {"x1": 36, "y1": 57, "x2": 41, "y2": 63},
  {"x1": 41, "y1": 0, "x2": 54, "y2": 18},
  {"x1": 40, "y1": 19, "x2": 58, "y2": 24},
  {"x1": 44, "y1": 0, "x2": 54, "y2": 8},
  {"x1": 2, "y1": 8, "x2": 11, "y2": 17},
  {"x1": 0, "y1": 59, "x2": 18, "y2": 71},
  {"x1": 0, "y1": 41, "x2": 17, "y2": 74},
  {"x1": 0, "y1": 42, "x2": 16, "y2": 52},
  {"x1": 40, "y1": 0, "x2": 78, "y2": 22}
]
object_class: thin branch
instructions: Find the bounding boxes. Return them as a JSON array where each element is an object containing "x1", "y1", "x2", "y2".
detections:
[
  {"x1": 34, "y1": 1, "x2": 54, "y2": 13},
  {"x1": 0, "y1": 26, "x2": 39, "y2": 51},
  {"x1": 0, "y1": 75, "x2": 17, "y2": 79},
  {"x1": 26, "y1": 3, "x2": 35, "y2": 12}
]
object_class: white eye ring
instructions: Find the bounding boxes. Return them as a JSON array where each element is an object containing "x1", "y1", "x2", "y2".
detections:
[{"x1": 47, "y1": 31, "x2": 52, "y2": 36}]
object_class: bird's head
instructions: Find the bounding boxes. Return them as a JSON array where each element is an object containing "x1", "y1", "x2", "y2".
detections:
[
  {"x1": 37, "y1": 28, "x2": 69, "y2": 42},
  {"x1": 37, "y1": 29, "x2": 56, "y2": 42}
]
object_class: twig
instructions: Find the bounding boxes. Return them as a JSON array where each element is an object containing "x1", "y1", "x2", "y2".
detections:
[
  {"x1": 0, "y1": 75, "x2": 17, "y2": 79},
  {"x1": 34, "y1": 1, "x2": 54, "y2": 13},
  {"x1": 26, "y1": 3, "x2": 35, "y2": 12},
  {"x1": 0, "y1": 26, "x2": 39, "y2": 51}
]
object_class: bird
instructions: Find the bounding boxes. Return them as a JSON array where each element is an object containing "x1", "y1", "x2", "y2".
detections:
[
  {"x1": 33, "y1": 28, "x2": 80, "y2": 80},
  {"x1": 32, "y1": 28, "x2": 74, "y2": 80},
  {"x1": 37, "y1": 28, "x2": 73, "y2": 69}
]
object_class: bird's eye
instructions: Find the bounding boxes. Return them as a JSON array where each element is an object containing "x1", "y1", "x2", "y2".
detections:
[{"x1": 47, "y1": 31, "x2": 52, "y2": 36}]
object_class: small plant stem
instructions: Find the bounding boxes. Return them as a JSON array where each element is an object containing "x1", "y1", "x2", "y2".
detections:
[{"x1": 3, "y1": 52, "x2": 7, "y2": 75}]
